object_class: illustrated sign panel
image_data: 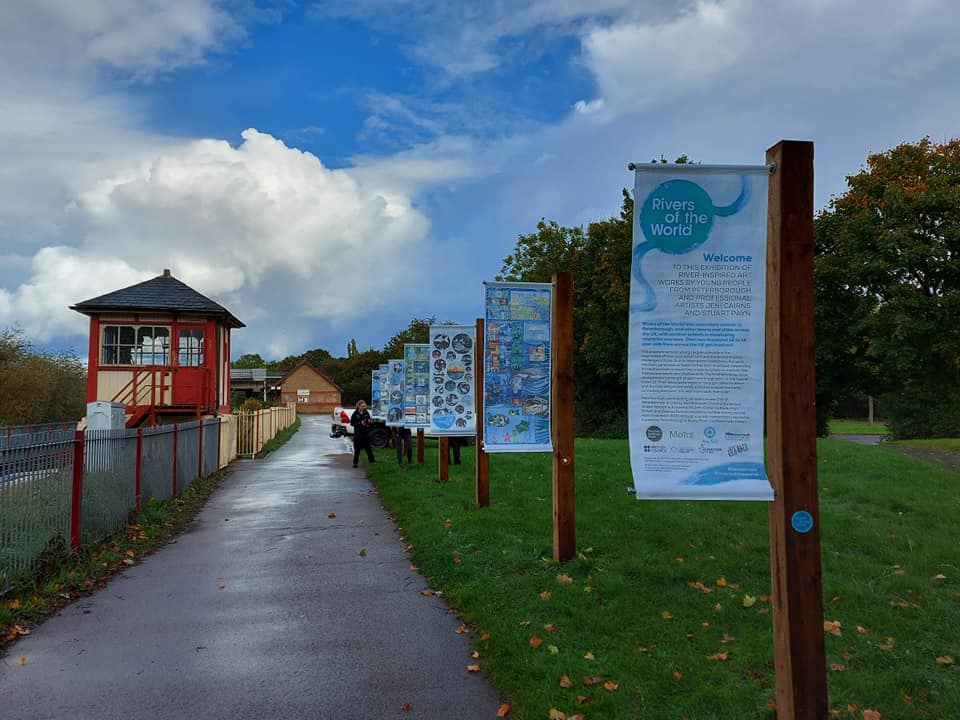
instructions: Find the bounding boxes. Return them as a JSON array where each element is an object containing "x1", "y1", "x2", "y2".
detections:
[
  {"x1": 483, "y1": 283, "x2": 552, "y2": 453},
  {"x1": 385, "y1": 358, "x2": 405, "y2": 427},
  {"x1": 370, "y1": 368, "x2": 383, "y2": 420},
  {"x1": 628, "y1": 164, "x2": 773, "y2": 500},
  {"x1": 403, "y1": 343, "x2": 430, "y2": 429},
  {"x1": 427, "y1": 326, "x2": 476, "y2": 436},
  {"x1": 377, "y1": 363, "x2": 389, "y2": 419}
]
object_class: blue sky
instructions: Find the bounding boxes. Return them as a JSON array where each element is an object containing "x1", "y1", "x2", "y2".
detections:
[{"x1": 1, "y1": 0, "x2": 958, "y2": 363}]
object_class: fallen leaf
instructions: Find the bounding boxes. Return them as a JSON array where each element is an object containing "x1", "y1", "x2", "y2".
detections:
[
  {"x1": 557, "y1": 574, "x2": 573, "y2": 584},
  {"x1": 17, "y1": 656, "x2": 26, "y2": 665},
  {"x1": 466, "y1": 664, "x2": 480, "y2": 672},
  {"x1": 529, "y1": 635, "x2": 543, "y2": 648},
  {"x1": 856, "y1": 625, "x2": 869, "y2": 636},
  {"x1": 497, "y1": 704, "x2": 510, "y2": 717},
  {"x1": 125, "y1": 549, "x2": 135, "y2": 557},
  {"x1": 544, "y1": 624, "x2": 558, "y2": 632},
  {"x1": 673, "y1": 671, "x2": 683, "y2": 681},
  {"x1": 603, "y1": 680, "x2": 619, "y2": 691},
  {"x1": 933, "y1": 573, "x2": 947, "y2": 580},
  {"x1": 217, "y1": 583, "x2": 226, "y2": 590},
  {"x1": 409, "y1": 564, "x2": 417, "y2": 570},
  {"x1": 862, "y1": 710, "x2": 881, "y2": 720},
  {"x1": 471, "y1": 651, "x2": 480, "y2": 659},
  {"x1": 359, "y1": 549, "x2": 366, "y2": 557},
  {"x1": 519, "y1": 620, "x2": 531, "y2": 627},
  {"x1": 716, "y1": 577, "x2": 728, "y2": 587},
  {"x1": 576, "y1": 694, "x2": 594, "y2": 705},
  {"x1": 400, "y1": 702, "x2": 411, "y2": 711},
  {"x1": 420, "y1": 590, "x2": 434, "y2": 596},
  {"x1": 548, "y1": 645, "x2": 559, "y2": 655},
  {"x1": 539, "y1": 591, "x2": 552, "y2": 600},
  {"x1": 742, "y1": 594, "x2": 756, "y2": 607},
  {"x1": 830, "y1": 663, "x2": 846, "y2": 672},
  {"x1": 721, "y1": 633, "x2": 736, "y2": 644},
  {"x1": 8, "y1": 599, "x2": 20, "y2": 610},
  {"x1": 935, "y1": 655, "x2": 954, "y2": 666},
  {"x1": 548, "y1": 709, "x2": 566, "y2": 720},
  {"x1": 559, "y1": 675, "x2": 573, "y2": 688},
  {"x1": 122, "y1": 559, "x2": 135, "y2": 566},
  {"x1": 661, "y1": 610, "x2": 673, "y2": 620},
  {"x1": 444, "y1": 519, "x2": 452, "y2": 529},
  {"x1": 823, "y1": 619, "x2": 843, "y2": 636},
  {"x1": 584, "y1": 651, "x2": 595, "y2": 660},
  {"x1": 404, "y1": 544, "x2": 413, "y2": 552},
  {"x1": 568, "y1": 715, "x2": 584, "y2": 720},
  {"x1": 481, "y1": 633, "x2": 491, "y2": 641},
  {"x1": 688, "y1": 581, "x2": 713, "y2": 594},
  {"x1": 456, "y1": 625, "x2": 467, "y2": 634},
  {"x1": 453, "y1": 557, "x2": 462, "y2": 564},
  {"x1": 328, "y1": 513, "x2": 336, "y2": 518},
  {"x1": 583, "y1": 676, "x2": 603, "y2": 685},
  {"x1": 708, "y1": 652, "x2": 729, "y2": 661}
]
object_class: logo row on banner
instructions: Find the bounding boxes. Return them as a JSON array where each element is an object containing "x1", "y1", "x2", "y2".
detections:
[{"x1": 368, "y1": 283, "x2": 554, "y2": 452}]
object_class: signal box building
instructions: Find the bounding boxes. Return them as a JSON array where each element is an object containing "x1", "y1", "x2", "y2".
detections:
[
  {"x1": 278, "y1": 360, "x2": 342, "y2": 414},
  {"x1": 71, "y1": 269, "x2": 244, "y2": 427}
]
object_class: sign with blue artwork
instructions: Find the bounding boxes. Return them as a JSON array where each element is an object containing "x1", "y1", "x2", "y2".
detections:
[
  {"x1": 370, "y1": 368, "x2": 383, "y2": 420},
  {"x1": 403, "y1": 343, "x2": 431, "y2": 428},
  {"x1": 628, "y1": 163, "x2": 773, "y2": 500},
  {"x1": 428, "y1": 326, "x2": 476, "y2": 436},
  {"x1": 370, "y1": 363, "x2": 390, "y2": 422},
  {"x1": 483, "y1": 282, "x2": 552, "y2": 453},
  {"x1": 385, "y1": 358, "x2": 405, "y2": 427}
]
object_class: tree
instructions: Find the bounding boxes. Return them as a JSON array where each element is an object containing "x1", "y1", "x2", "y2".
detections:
[
  {"x1": 0, "y1": 327, "x2": 86, "y2": 425},
  {"x1": 814, "y1": 137, "x2": 960, "y2": 437},
  {"x1": 232, "y1": 353, "x2": 267, "y2": 369}
]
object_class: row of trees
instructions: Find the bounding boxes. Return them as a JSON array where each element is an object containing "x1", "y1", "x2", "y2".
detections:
[
  {"x1": 234, "y1": 139, "x2": 960, "y2": 439},
  {"x1": 0, "y1": 327, "x2": 86, "y2": 426}
]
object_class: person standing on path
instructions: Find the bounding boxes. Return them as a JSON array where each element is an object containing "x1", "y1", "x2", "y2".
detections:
[{"x1": 350, "y1": 400, "x2": 376, "y2": 467}]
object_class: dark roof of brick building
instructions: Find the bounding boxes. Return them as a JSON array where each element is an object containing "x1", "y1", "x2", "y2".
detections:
[{"x1": 70, "y1": 269, "x2": 244, "y2": 328}]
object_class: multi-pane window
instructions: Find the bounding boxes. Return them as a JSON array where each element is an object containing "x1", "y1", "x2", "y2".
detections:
[
  {"x1": 101, "y1": 325, "x2": 170, "y2": 365},
  {"x1": 178, "y1": 328, "x2": 205, "y2": 366}
]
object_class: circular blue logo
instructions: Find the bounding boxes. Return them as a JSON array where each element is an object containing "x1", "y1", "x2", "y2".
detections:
[
  {"x1": 791, "y1": 510, "x2": 814, "y2": 534},
  {"x1": 704, "y1": 426, "x2": 716, "y2": 439}
]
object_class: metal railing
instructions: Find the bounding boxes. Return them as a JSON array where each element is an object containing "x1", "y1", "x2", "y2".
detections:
[{"x1": 0, "y1": 408, "x2": 303, "y2": 587}]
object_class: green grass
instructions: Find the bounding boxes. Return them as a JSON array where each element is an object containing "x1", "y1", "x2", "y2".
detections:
[
  {"x1": 829, "y1": 418, "x2": 888, "y2": 435},
  {"x1": 888, "y1": 438, "x2": 960, "y2": 456},
  {"x1": 368, "y1": 438, "x2": 960, "y2": 720},
  {"x1": 256, "y1": 416, "x2": 301, "y2": 458}
]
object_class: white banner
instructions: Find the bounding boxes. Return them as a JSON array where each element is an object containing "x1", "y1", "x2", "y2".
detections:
[
  {"x1": 428, "y1": 326, "x2": 477, "y2": 436},
  {"x1": 628, "y1": 164, "x2": 774, "y2": 500}
]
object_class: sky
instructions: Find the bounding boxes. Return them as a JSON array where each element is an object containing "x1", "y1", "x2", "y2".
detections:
[{"x1": 1, "y1": 0, "x2": 958, "y2": 363}]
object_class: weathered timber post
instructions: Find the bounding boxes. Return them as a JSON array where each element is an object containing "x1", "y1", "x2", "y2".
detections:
[
  {"x1": 551, "y1": 272, "x2": 575, "y2": 562},
  {"x1": 475, "y1": 317, "x2": 490, "y2": 507}
]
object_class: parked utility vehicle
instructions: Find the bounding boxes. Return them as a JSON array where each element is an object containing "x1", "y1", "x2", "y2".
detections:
[{"x1": 330, "y1": 406, "x2": 391, "y2": 449}]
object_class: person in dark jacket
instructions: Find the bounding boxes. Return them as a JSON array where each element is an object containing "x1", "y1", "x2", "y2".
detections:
[
  {"x1": 393, "y1": 426, "x2": 413, "y2": 467},
  {"x1": 350, "y1": 400, "x2": 376, "y2": 467}
]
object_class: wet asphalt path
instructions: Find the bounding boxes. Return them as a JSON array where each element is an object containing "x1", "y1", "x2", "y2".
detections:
[{"x1": 0, "y1": 416, "x2": 504, "y2": 719}]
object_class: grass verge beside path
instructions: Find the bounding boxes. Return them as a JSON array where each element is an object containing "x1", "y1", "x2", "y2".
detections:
[
  {"x1": 829, "y1": 419, "x2": 888, "y2": 435},
  {"x1": 1, "y1": 417, "x2": 301, "y2": 655},
  {"x1": 368, "y1": 438, "x2": 960, "y2": 720}
]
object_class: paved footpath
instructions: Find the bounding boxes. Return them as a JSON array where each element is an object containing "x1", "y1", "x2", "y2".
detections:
[{"x1": 0, "y1": 416, "x2": 504, "y2": 719}]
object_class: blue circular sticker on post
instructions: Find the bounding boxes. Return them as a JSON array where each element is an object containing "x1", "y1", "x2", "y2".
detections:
[{"x1": 791, "y1": 510, "x2": 814, "y2": 534}]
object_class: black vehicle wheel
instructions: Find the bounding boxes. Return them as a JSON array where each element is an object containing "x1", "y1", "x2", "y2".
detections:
[{"x1": 370, "y1": 428, "x2": 390, "y2": 449}]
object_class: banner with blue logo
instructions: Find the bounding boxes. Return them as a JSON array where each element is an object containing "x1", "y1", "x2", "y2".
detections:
[
  {"x1": 370, "y1": 368, "x2": 383, "y2": 420},
  {"x1": 427, "y1": 326, "x2": 477, "y2": 436},
  {"x1": 483, "y1": 282, "x2": 552, "y2": 453},
  {"x1": 403, "y1": 343, "x2": 431, "y2": 429},
  {"x1": 628, "y1": 164, "x2": 774, "y2": 500}
]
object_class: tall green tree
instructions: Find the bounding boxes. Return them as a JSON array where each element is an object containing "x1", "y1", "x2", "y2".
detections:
[
  {"x1": 0, "y1": 327, "x2": 86, "y2": 425},
  {"x1": 814, "y1": 137, "x2": 960, "y2": 437},
  {"x1": 232, "y1": 353, "x2": 267, "y2": 369}
]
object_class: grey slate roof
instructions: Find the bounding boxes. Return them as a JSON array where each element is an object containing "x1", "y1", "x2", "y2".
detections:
[{"x1": 70, "y1": 271, "x2": 245, "y2": 328}]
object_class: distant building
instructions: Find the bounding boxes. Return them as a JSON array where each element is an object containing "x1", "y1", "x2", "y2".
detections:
[
  {"x1": 278, "y1": 360, "x2": 342, "y2": 414},
  {"x1": 71, "y1": 269, "x2": 243, "y2": 427}
]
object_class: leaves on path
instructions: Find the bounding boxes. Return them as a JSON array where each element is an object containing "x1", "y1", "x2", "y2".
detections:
[
  {"x1": 497, "y1": 704, "x2": 510, "y2": 717},
  {"x1": 466, "y1": 663, "x2": 480, "y2": 672},
  {"x1": 17, "y1": 656, "x2": 26, "y2": 665}
]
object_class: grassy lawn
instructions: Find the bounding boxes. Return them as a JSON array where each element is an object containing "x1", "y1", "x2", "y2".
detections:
[
  {"x1": 829, "y1": 419, "x2": 888, "y2": 435},
  {"x1": 368, "y1": 438, "x2": 960, "y2": 720},
  {"x1": 888, "y1": 438, "x2": 960, "y2": 456}
]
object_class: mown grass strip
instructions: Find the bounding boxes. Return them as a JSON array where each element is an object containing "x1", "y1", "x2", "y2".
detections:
[{"x1": 369, "y1": 438, "x2": 960, "y2": 720}]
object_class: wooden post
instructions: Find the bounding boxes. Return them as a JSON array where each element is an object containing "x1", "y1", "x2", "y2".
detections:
[
  {"x1": 551, "y1": 272, "x2": 575, "y2": 562},
  {"x1": 438, "y1": 437, "x2": 449, "y2": 483},
  {"x1": 475, "y1": 317, "x2": 490, "y2": 507},
  {"x1": 765, "y1": 140, "x2": 827, "y2": 720},
  {"x1": 417, "y1": 428, "x2": 425, "y2": 465}
]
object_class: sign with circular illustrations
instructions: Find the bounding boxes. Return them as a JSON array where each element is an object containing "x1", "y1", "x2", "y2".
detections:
[{"x1": 428, "y1": 325, "x2": 476, "y2": 436}]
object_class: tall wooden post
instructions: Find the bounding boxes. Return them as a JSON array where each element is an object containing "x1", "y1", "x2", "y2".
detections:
[
  {"x1": 438, "y1": 437, "x2": 449, "y2": 483},
  {"x1": 765, "y1": 140, "x2": 827, "y2": 719},
  {"x1": 417, "y1": 428, "x2": 425, "y2": 465},
  {"x1": 551, "y1": 272, "x2": 575, "y2": 562},
  {"x1": 475, "y1": 317, "x2": 490, "y2": 507}
]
